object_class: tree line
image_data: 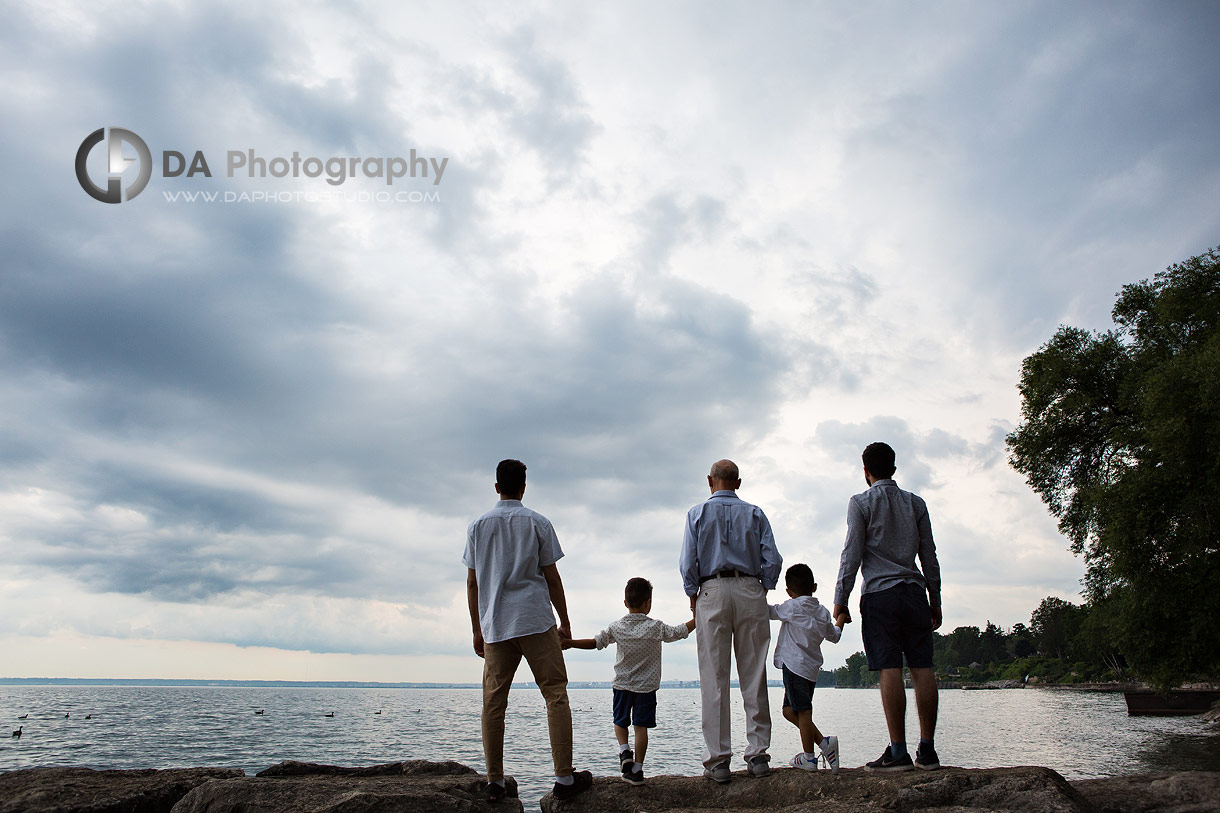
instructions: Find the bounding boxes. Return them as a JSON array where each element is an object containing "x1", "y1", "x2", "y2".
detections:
[{"x1": 832, "y1": 594, "x2": 1120, "y2": 688}]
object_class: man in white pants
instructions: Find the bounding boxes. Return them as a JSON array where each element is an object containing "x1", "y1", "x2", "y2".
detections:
[{"x1": 679, "y1": 459, "x2": 783, "y2": 783}]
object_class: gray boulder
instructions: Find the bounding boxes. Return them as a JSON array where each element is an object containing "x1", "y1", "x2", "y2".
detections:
[
  {"x1": 540, "y1": 766, "x2": 1090, "y2": 813},
  {"x1": 172, "y1": 760, "x2": 521, "y2": 813},
  {"x1": 0, "y1": 767, "x2": 242, "y2": 813}
]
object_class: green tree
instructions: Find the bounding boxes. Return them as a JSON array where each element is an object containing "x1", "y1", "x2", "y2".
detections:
[
  {"x1": 1007, "y1": 248, "x2": 1220, "y2": 688},
  {"x1": 1029, "y1": 596, "x2": 1085, "y2": 660},
  {"x1": 1008, "y1": 622, "x2": 1037, "y2": 659}
]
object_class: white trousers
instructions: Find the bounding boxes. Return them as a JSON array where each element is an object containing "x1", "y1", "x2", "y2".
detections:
[{"x1": 695, "y1": 575, "x2": 771, "y2": 768}]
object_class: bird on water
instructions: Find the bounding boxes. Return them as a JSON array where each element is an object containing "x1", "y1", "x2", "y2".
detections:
[
  {"x1": 324, "y1": 712, "x2": 335, "y2": 718},
  {"x1": 17, "y1": 714, "x2": 27, "y2": 720},
  {"x1": 375, "y1": 710, "x2": 382, "y2": 715},
  {"x1": 255, "y1": 710, "x2": 265, "y2": 715},
  {"x1": 11, "y1": 726, "x2": 21, "y2": 739}
]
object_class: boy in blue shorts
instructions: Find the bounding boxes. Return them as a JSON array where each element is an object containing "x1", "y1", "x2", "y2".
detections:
[
  {"x1": 771, "y1": 563, "x2": 846, "y2": 773},
  {"x1": 565, "y1": 577, "x2": 696, "y2": 785}
]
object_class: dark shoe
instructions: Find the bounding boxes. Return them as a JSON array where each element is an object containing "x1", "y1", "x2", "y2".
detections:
[
  {"x1": 865, "y1": 747, "x2": 914, "y2": 772},
  {"x1": 622, "y1": 766, "x2": 645, "y2": 785},
  {"x1": 747, "y1": 754, "x2": 771, "y2": 777},
  {"x1": 915, "y1": 744, "x2": 941, "y2": 770},
  {"x1": 485, "y1": 779, "x2": 517, "y2": 803},
  {"x1": 620, "y1": 748, "x2": 634, "y2": 775},
  {"x1": 703, "y1": 761, "x2": 731, "y2": 784},
  {"x1": 552, "y1": 770, "x2": 593, "y2": 801}
]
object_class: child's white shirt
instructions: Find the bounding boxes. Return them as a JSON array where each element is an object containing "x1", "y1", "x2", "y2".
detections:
[{"x1": 769, "y1": 595, "x2": 841, "y2": 682}]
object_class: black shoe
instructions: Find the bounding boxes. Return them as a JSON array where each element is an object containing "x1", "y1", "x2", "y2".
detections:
[
  {"x1": 865, "y1": 747, "x2": 914, "y2": 772},
  {"x1": 485, "y1": 779, "x2": 518, "y2": 803},
  {"x1": 620, "y1": 748, "x2": 634, "y2": 775},
  {"x1": 552, "y1": 770, "x2": 593, "y2": 801},
  {"x1": 622, "y1": 766, "x2": 645, "y2": 785},
  {"x1": 915, "y1": 744, "x2": 940, "y2": 770}
]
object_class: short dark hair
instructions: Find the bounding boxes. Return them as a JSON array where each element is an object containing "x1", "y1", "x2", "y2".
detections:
[
  {"x1": 862, "y1": 442, "x2": 897, "y2": 479},
  {"x1": 496, "y1": 459, "x2": 527, "y2": 495},
  {"x1": 624, "y1": 577, "x2": 653, "y2": 608},
  {"x1": 785, "y1": 563, "x2": 816, "y2": 595}
]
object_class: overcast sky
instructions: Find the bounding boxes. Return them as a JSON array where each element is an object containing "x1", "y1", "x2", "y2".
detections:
[{"x1": 2, "y1": 1, "x2": 1218, "y2": 683}]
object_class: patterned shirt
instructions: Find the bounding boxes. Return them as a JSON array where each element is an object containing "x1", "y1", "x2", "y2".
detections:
[
  {"x1": 595, "y1": 613, "x2": 691, "y2": 693},
  {"x1": 834, "y1": 479, "x2": 942, "y2": 607}
]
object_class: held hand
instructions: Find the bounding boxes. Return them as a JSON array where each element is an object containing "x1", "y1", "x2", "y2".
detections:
[
  {"x1": 557, "y1": 623, "x2": 572, "y2": 642},
  {"x1": 833, "y1": 604, "x2": 851, "y2": 625},
  {"x1": 835, "y1": 613, "x2": 851, "y2": 627},
  {"x1": 473, "y1": 631, "x2": 485, "y2": 659},
  {"x1": 560, "y1": 637, "x2": 574, "y2": 650},
  {"x1": 931, "y1": 605, "x2": 942, "y2": 631}
]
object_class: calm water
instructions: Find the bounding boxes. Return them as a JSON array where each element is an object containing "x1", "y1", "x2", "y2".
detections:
[{"x1": 3, "y1": 686, "x2": 1219, "y2": 806}]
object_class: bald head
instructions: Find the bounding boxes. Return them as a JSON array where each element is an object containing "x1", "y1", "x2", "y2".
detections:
[{"x1": 708, "y1": 459, "x2": 742, "y2": 492}]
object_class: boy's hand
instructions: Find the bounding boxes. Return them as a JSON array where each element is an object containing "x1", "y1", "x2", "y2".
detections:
[{"x1": 834, "y1": 612, "x2": 851, "y2": 627}]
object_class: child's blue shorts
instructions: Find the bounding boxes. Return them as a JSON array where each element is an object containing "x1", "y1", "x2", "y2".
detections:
[
  {"x1": 781, "y1": 665, "x2": 816, "y2": 713},
  {"x1": 612, "y1": 688, "x2": 657, "y2": 728}
]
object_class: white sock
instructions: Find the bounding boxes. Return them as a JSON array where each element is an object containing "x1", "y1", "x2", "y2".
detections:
[
  {"x1": 619, "y1": 742, "x2": 632, "y2": 754},
  {"x1": 555, "y1": 774, "x2": 574, "y2": 786}
]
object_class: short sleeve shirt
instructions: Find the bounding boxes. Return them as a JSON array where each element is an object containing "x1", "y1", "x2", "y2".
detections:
[
  {"x1": 594, "y1": 613, "x2": 690, "y2": 693},
  {"x1": 462, "y1": 500, "x2": 564, "y2": 644}
]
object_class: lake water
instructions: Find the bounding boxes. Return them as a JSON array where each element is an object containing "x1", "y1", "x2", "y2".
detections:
[{"x1": 3, "y1": 685, "x2": 1219, "y2": 806}]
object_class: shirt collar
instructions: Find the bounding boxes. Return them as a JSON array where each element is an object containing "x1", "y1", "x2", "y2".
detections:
[
  {"x1": 710, "y1": 490, "x2": 739, "y2": 499},
  {"x1": 497, "y1": 499, "x2": 523, "y2": 507},
  {"x1": 870, "y1": 479, "x2": 896, "y2": 489}
]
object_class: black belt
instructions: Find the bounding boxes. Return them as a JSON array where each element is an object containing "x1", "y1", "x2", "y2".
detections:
[{"x1": 698, "y1": 569, "x2": 758, "y2": 585}]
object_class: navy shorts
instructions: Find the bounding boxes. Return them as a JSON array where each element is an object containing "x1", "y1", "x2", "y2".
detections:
[
  {"x1": 780, "y1": 665, "x2": 816, "y2": 713},
  {"x1": 612, "y1": 688, "x2": 657, "y2": 728},
  {"x1": 861, "y1": 582, "x2": 935, "y2": 670}
]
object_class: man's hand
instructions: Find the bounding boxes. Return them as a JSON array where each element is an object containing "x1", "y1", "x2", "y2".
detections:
[
  {"x1": 557, "y1": 623, "x2": 572, "y2": 643},
  {"x1": 833, "y1": 604, "x2": 851, "y2": 625},
  {"x1": 473, "y1": 630, "x2": 485, "y2": 658},
  {"x1": 931, "y1": 604, "x2": 942, "y2": 631},
  {"x1": 690, "y1": 593, "x2": 698, "y2": 613},
  {"x1": 834, "y1": 612, "x2": 851, "y2": 626}
]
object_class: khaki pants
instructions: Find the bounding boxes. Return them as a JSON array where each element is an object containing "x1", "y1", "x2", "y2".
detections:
[
  {"x1": 696, "y1": 576, "x2": 771, "y2": 769},
  {"x1": 482, "y1": 626, "x2": 573, "y2": 781}
]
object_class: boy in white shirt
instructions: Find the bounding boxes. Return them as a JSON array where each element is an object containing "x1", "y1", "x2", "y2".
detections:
[
  {"x1": 566, "y1": 577, "x2": 696, "y2": 785},
  {"x1": 770, "y1": 563, "x2": 846, "y2": 773}
]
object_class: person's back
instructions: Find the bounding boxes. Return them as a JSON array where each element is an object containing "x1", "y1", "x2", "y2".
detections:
[
  {"x1": 838, "y1": 480, "x2": 939, "y2": 604},
  {"x1": 832, "y1": 443, "x2": 942, "y2": 774},
  {"x1": 465, "y1": 500, "x2": 561, "y2": 644},
  {"x1": 463, "y1": 459, "x2": 592, "y2": 802},
  {"x1": 771, "y1": 564, "x2": 843, "y2": 774}
]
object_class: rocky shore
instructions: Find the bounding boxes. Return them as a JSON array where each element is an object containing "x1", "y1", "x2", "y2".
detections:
[{"x1": 2, "y1": 760, "x2": 1218, "y2": 812}]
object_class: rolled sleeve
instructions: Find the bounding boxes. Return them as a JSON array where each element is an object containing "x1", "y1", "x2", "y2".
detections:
[
  {"x1": 661, "y1": 622, "x2": 690, "y2": 643},
  {"x1": 594, "y1": 627, "x2": 614, "y2": 650}
]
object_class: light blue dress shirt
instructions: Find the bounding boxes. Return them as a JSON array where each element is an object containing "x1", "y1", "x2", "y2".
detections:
[{"x1": 679, "y1": 490, "x2": 783, "y2": 596}]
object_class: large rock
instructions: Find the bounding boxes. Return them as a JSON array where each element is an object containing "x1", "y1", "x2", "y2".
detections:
[
  {"x1": 1073, "y1": 772, "x2": 1220, "y2": 812},
  {"x1": 540, "y1": 766, "x2": 1090, "y2": 813},
  {"x1": 171, "y1": 760, "x2": 521, "y2": 813},
  {"x1": 0, "y1": 767, "x2": 242, "y2": 813}
]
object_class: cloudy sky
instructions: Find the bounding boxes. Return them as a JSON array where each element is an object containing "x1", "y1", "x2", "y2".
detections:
[{"x1": 2, "y1": 1, "x2": 1218, "y2": 683}]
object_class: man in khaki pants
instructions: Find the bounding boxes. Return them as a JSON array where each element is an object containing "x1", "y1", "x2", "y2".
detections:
[
  {"x1": 679, "y1": 459, "x2": 783, "y2": 783},
  {"x1": 464, "y1": 459, "x2": 592, "y2": 803}
]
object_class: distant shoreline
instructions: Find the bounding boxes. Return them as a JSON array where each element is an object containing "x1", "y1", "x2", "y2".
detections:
[{"x1": 4, "y1": 678, "x2": 778, "y2": 689}]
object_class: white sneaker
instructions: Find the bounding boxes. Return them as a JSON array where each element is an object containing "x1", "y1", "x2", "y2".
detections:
[
  {"x1": 820, "y1": 735, "x2": 840, "y2": 775},
  {"x1": 790, "y1": 752, "x2": 818, "y2": 772}
]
